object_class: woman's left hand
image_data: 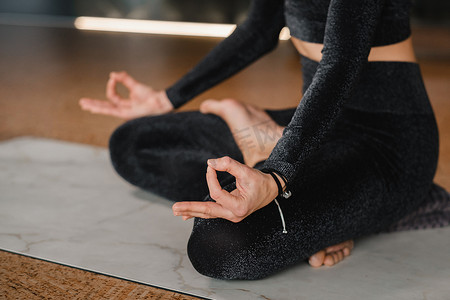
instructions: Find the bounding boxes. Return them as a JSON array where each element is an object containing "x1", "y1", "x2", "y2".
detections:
[{"x1": 172, "y1": 156, "x2": 279, "y2": 223}]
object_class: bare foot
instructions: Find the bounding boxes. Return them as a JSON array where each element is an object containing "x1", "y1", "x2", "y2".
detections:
[
  {"x1": 200, "y1": 99, "x2": 284, "y2": 167},
  {"x1": 308, "y1": 240, "x2": 354, "y2": 267}
]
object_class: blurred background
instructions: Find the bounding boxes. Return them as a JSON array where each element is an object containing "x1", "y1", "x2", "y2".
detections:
[
  {"x1": 0, "y1": 0, "x2": 449, "y2": 25},
  {"x1": 0, "y1": 0, "x2": 250, "y2": 24}
]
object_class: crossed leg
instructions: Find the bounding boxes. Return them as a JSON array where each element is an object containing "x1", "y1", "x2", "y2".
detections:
[
  {"x1": 187, "y1": 133, "x2": 388, "y2": 279},
  {"x1": 199, "y1": 99, "x2": 354, "y2": 267},
  {"x1": 109, "y1": 100, "x2": 356, "y2": 270}
]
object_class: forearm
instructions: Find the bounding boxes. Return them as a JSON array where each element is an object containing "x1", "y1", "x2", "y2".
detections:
[
  {"x1": 165, "y1": 0, "x2": 285, "y2": 108},
  {"x1": 264, "y1": 0, "x2": 385, "y2": 182}
]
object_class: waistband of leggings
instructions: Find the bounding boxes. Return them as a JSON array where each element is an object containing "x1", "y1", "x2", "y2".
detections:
[{"x1": 300, "y1": 55, "x2": 433, "y2": 114}]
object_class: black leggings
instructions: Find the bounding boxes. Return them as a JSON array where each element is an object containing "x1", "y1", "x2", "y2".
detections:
[{"x1": 109, "y1": 59, "x2": 439, "y2": 279}]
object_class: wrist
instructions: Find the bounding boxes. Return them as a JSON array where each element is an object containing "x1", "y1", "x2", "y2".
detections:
[
  {"x1": 261, "y1": 168, "x2": 291, "y2": 201},
  {"x1": 264, "y1": 173, "x2": 281, "y2": 201},
  {"x1": 158, "y1": 91, "x2": 174, "y2": 113}
]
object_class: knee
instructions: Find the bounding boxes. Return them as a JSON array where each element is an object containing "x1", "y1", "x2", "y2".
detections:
[
  {"x1": 109, "y1": 122, "x2": 131, "y2": 169},
  {"x1": 186, "y1": 219, "x2": 270, "y2": 280},
  {"x1": 109, "y1": 120, "x2": 137, "y2": 162},
  {"x1": 108, "y1": 119, "x2": 146, "y2": 186},
  {"x1": 187, "y1": 233, "x2": 246, "y2": 280}
]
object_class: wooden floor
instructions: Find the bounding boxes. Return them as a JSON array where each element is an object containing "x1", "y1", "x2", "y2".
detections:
[
  {"x1": 0, "y1": 24, "x2": 449, "y2": 299},
  {"x1": 0, "y1": 251, "x2": 199, "y2": 300}
]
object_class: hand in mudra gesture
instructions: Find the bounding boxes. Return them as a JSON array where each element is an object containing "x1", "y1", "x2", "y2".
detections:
[
  {"x1": 79, "y1": 71, "x2": 173, "y2": 119},
  {"x1": 172, "y1": 156, "x2": 279, "y2": 223}
]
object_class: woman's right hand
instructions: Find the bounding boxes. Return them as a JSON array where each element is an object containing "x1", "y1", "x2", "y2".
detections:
[{"x1": 79, "y1": 71, "x2": 174, "y2": 119}]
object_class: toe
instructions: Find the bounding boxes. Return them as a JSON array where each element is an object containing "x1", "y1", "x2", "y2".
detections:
[
  {"x1": 316, "y1": 240, "x2": 355, "y2": 267},
  {"x1": 309, "y1": 250, "x2": 326, "y2": 268},
  {"x1": 325, "y1": 240, "x2": 353, "y2": 253},
  {"x1": 324, "y1": 250, "x2": 346, "y2": 266},
  {"x1": 332, "y1": 252, "x2": 340, "y2": 264},
  {"x1": 324, "y1": 254, "x2": 335, "y2": 266},
  {"x1": 199, "y1": 99, "x2": 221, "y2": 114},
  {"x1": 337, "y1": 250, "x2": 344, "y2": 261},
  {"x1": 348, "y1": 240, "x2": 354, "y2": 250},
  {"x1": 343, "y1": 247, "x2": 351, "y2": 256}
]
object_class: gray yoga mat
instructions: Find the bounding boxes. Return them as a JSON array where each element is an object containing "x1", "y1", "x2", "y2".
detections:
[{"x1": 1, "y1": 137, "x2": 449, "y2": 300}]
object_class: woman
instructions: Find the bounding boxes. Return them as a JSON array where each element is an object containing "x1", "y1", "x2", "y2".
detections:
[{"x1": 80, "y1": 0, "x2": 443, "y2": 279}]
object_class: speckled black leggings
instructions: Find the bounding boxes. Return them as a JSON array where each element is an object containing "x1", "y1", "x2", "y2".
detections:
[{"x1": 109, "y1": 58, "x2": 440, "y2": 279}]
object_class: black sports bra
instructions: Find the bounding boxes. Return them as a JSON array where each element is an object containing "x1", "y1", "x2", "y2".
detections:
[{"x1": 285, "y1": 0, "x2": 411, "y2": 45}]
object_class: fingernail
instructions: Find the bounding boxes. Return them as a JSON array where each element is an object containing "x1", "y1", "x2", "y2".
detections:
[{"x1": 207, "y1": 159, "x2": 216, "y2": 167}]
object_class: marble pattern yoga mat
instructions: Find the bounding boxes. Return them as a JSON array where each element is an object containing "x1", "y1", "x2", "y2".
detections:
[{"x1": 1, "y1": 137, "x2": 449, "y2": 300}]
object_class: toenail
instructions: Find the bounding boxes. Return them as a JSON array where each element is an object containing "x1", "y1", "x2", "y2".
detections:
[{"x1": 309, "y1": 256, "x2": 320, "y2": 265}]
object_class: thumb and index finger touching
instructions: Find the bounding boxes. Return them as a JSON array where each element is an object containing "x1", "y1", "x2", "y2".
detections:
[
  {"x1": 206, "y1": 156, "x2": 249, "y2": 204},
  {"x1": 79, "y1": 71, "x2": 133, "y2": 116},
  {"x1": 106, "y1": 71, "x2": 138, "y2": 103}
]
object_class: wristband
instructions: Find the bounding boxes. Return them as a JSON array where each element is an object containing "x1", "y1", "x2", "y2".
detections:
[
  {"x1": 261, "y1": 168, "x2": 292, "y2": 199},
  {"x1": 261, "y1": 168, "x2": 290, "y2": 234}
]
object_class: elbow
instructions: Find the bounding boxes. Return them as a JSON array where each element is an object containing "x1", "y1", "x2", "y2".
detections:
[
  {"x1": 253, "y1": 29, "x2": 281, "y2": 55},
  {"x1": 237, "y1": 20, "x2": 281, "y2": 54},
  {"x1": 265, "y1": 34, "x2": 281, "y2": 52}
]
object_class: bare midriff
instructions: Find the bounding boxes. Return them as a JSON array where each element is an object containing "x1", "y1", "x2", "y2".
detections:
[{"x1": 291, "y1": 36, "x2": 417, "y2": 63}]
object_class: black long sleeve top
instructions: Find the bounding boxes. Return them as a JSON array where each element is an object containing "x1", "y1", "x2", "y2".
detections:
[{"x1": 165, "y1": 0, "x2": 412, "y2": 182}]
